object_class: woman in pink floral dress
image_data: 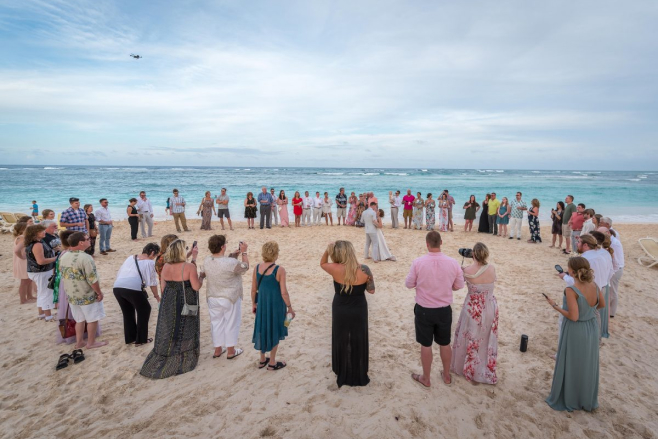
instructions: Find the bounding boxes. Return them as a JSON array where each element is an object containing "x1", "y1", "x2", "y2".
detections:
[
  {"x1": 451, "y1": 242, "x2": 499, "y2": 384},
  {"x1": 345, "y1": 193, "x2": 358, "y2": 226}
]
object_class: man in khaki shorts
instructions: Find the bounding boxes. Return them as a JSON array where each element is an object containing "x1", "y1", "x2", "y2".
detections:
[
  {"x1": 335, "y1": 188, "x2": 347, "y2": 225},
  {"x1": 402, "y1": 189, "x2": 415, "y2": 229},
  {"x1": 561, "y1": 195, "x2": 576, "y2": 254}
]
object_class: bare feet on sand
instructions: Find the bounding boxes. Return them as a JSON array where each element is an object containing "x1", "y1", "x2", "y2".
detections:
[{"x1": 87, "y1": 341, "x2": 109, "y2": 349}]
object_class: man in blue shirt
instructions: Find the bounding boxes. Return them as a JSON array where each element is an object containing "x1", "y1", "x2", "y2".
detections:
[{"x1": 257, "y1": 186, "x2": 274, "y2": 229}]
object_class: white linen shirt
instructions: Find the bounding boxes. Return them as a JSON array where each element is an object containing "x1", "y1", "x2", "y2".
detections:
[
  {"x1": 362, "y1": 208, "x2": 378, "y2": 233},
  {"x1": 302, "y1": 196, "x2": 313, "y2": 209},
  {"x1": 95, "y1": 206, "x2": 112, "y2": 223},
  {"x1": 391, "y1": 196, "x2": 402, "y2": 208},
  {"x1": 171, "y1": 196, "x2": 186, "y2": 214},
  {"x1": 136, "y1": 197, "x2": 153, "y2": 214},
  {"x1": 581, "y1": 219, "x2": 595, "y2": 236},
  {"x1": 564, "y1": 249, "x2": 613, "y2": 290},
  {"x1": 313, "y1": 197, "x2": 324, "y2": 208},
  {"x1": 610, "y1": 235, "x2": 625, "y2": 270},
  {"x1": 113, "y1": 257, "x2": 158, "y2": 291}
]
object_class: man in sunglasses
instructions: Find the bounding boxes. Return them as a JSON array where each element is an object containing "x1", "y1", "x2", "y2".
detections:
[{"x1": 95, "y1": 198, "x2": 115, "y2": 255}]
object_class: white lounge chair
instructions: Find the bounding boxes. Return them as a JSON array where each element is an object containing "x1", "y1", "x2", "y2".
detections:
[
  {"x1": 638, "y1": 237, "x2": 658, "y2": 268},
  {"x1": 0, "y1": 212, "x2": 18, "y2": 224}
]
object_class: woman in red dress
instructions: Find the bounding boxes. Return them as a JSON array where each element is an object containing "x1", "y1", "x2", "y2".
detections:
[{"x1": 292, "y1": 191, "x2": 303, "y2": 227}]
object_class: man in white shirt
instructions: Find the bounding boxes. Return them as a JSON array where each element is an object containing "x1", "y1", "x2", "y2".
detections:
[
  {"x1": 170, "y1": 188, "x2": 191, "y2": 232},
  {"x1": 268, "y1": 188, "x2": 279, "y2": 226},
  {"x1": 581, "y1": 209, "x2": 596, "y2": 236},
  {"x1": 599, "y1": 217, "x2": 620, "y2": 239},
  {"x1": 508, "y1": 192, "x2": 527, "y2": 240},
  {"x1": 301, "y1": 191, "x2": 313, "y2": 226},
  {"x1": 95, "y1": 198, "x2": 115, "y2": 255},
  {"x1": 136, "y1": 191, "x2": 154, "y2": 238},
  {"x1": 312, "y1": 191, "x2": 324, "y2": 225},
  {"x1": 599, "y1": 225, "x2": 624, "y2": 318},
  {"x1": 389, "y1": 190, "x2": 401, "y2": 229},
  {"x1": 362, "y1": 202, "x2": 381, "y2": 260}
]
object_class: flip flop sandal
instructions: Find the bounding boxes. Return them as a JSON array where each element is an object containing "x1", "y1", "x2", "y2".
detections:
[
  {"x1": 258, "y1": 357, "x2": 270, "y2": 369},
  {"x1": 227, "y1": 348, "x2": 243, "y2": 360},
  {"x1": 134, "y1": 338, "x2": 153, "y2": 346},
  {"x1": 71, "y1": 349, "x2": 85, "y2": 364},
  {"x1": 213, "y1": 350, "x2": 225, "y2": 359},
  {"x1": 56, "y1": 354, "x2": 71, "y2": 371},
  {"x1": 411, "y1": 373, "x2": 430, "y2": 388},
  {"x1": 267, "y1": 361, "x2": 287, "y2": 371}
]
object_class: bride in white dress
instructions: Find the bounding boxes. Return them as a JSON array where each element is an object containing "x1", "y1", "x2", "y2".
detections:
[{"x1": 374, "y1": 209, "x2": 396, "y2": 262}]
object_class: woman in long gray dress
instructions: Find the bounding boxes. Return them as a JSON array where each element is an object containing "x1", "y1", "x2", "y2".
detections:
[
  {"x1": 141, "y1": 239, "x2": 204, "y2": 379},
  {"x1": 198, "y1": 191, "x2": 216, "y2": 230},
  {"x1": 545, "y1": 256, "x2": 605, "y2": 411}
]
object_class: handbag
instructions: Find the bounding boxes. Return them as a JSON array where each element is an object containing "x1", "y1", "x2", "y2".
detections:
[
  {"x1": 47, "y1": 254, "x2": 61, "y2": 290},
  {"x1": 133, "y1": 255, "x2": 147, "y2": 293},
  {"x1": 89, "y1": 228, "x2": 98, "y2": 238},
  {"x1": 59, "y1": 302, "x2": 87, "y2": 338},
  {"x1": 180, "y1": 262, "x2": 199, "y2": 317},
  {"x1": 254, "y1": 263, "x2": 276, "y2": 304}
]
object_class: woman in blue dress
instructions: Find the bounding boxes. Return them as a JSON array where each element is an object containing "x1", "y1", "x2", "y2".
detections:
[
  {"x1": 251, "y1": 241, "x2": 295, "y2": 370},
  {"x1": 496, "y1": 197, "x2": 510, "y2": 237},
  {"x1": 545, "y1": 256, "x2": 604, "y2": 411}
]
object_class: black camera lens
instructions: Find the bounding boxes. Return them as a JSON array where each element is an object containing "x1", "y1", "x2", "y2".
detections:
[{"x1": 458, "y1": 248, "x2": 473, "y2": 258}]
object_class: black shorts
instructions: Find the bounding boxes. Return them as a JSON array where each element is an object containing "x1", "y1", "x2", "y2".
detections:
[
  {"x1": 414, "y1": 304, "x2": 452, "y2": 347},
  {"x1": 217, "y1": 209, "x2": 230, "y2": 219}
]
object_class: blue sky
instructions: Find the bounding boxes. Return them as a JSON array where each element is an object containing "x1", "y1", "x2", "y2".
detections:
[{"x1": 0, "y1": 0, "x2": 656, "y2": 169}]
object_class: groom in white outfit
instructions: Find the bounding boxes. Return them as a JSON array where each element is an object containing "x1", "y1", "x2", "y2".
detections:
[{"x1": 362, "y1": 202, "x2": 381, "y2": 260}]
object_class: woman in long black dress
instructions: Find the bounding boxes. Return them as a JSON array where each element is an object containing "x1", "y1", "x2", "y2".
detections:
[
  {"x1": 244, "y1": 192, "x2": 257, "y2": 230},
  {"x1": 528, "y1": 198, "x2": 542, "y2": 243},
  {"x1": 84, "y1": 203, "x2": 97, "y2": 256},
  {"x1": 478, "y1": 194, "x2": 491, "y2": 233},
  {"x1": 320, "y1": 240, "x2": 375, "y2": 387},
  {"x1": 127, "y1": 198, "x2": 140, "y2": 241}
]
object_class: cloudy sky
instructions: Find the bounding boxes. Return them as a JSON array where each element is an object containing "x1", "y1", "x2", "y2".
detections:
[{"x1": 0, "y1": 0, "x2": 656, "y2": 169}]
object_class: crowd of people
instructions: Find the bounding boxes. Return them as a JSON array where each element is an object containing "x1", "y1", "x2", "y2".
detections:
[{"x1": 10, "y1": 185, "x2": 626, "y2": 413}]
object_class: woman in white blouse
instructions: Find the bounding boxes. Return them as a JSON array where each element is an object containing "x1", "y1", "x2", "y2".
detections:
[
  {"x1": 202, "y1": 235, "x2": 249, "y2": 359},
  {"x1": 113, "y1": 243, "x2": 161, "y2": 346}
]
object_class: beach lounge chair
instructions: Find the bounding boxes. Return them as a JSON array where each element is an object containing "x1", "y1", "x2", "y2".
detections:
[
  {"x1": 14, "y1": 212, "x2": 29, "y2": 219},
  {"x1": 0, "y1": 212, "x2": 18, "y2": 224},
  {"x1": 638, "y1": 237, "x2": 658, "y2": 268},
  {"x1": 57, "y1": 213, "x2": 67, "y2": 231}
]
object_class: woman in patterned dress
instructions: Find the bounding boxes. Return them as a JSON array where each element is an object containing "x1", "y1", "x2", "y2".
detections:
[
  {"x1": 451, "y1": 243, "x2": 499, "y2": 384},
  {"x1": 354, "y1": 194, "x2": 366, "y2": 227},
  {"x1": 346, "y1": 193, "x2": 358, "y2": 226},
  {"x1": 528, "y1": 198, "x2": 542, "y2": 243},
  {"x1": 412, "y1": 192, "x2": 424, "y2": 230},
  {"x1": 198, "y1": 191, "x2": 216, "y2": 231},
  {"x1": 437, "y1": 193, "x2": 449, "y2": 232},
  {"x1": 425, "y1": 193, "x2": 436, "y2": 231}
]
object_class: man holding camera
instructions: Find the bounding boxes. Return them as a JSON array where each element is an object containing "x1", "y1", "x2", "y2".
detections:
[{"x1": 405, "y1": 231, "x2": 464, "y2": 387}]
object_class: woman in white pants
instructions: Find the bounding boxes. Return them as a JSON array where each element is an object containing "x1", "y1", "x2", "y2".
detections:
[
  {"x1": 24, "y1": 224, "x2": 58, "y2": 320},
  {"x1": 202, "y1": 235, "x2": 250, "y2": 359}
]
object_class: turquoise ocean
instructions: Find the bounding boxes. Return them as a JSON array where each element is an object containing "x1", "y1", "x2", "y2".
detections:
[{"x1": 1, "y1": 165, "x2": 657, "y2": 223}]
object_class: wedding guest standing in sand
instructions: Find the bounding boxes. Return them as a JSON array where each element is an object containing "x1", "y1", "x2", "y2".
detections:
[
  {"x1": 545, "y1": 257, "x2": 603, "y2": 412},
  {"x1": 389, "y1": 190, "x2": 401, "y2": 229},
  {"x1": 251, "y1": 241, "x2": 294, "y2": 371},
  {"x1": 13, "y1": 222, "x2": 36, "y2": 304},
  {"x1": 550, "y1": 202, "x2": 565, "y2": 249},
  {"x1": 141, "y1": 239, "x2": 203, "y2": 379},
  {"x1": 312, "y1": 191, "x2": 324, "y2": 226},
  {"x1": 604, "y1": 225, "x2": 624, "y2": 318},
  {"x1": 215, "y1": 188, "x2": 233, "y2": 231},
  {"x1": 113, "y1": 243, "x2": 161, "y2": 346},
  {"x1": 478, "y1": 194, "x2": 491, "y2": 233},
  {"x1": 25, "y1": 224, "x2": 57, "y2": 320},
  {"x1": 581, "y1": 209, "x2": 596, "y2": 236},
  {"x1": 321, "y1": 241, "x2": 375, "y2": 387},
  {"x1": 425, "y1": 193, "x2": 436, "y2": 231},
  {"x1": 171, "y1": 189, "x2": 191, "y2": 233},
  {"x1": 438, "y1": 193, "x2": 449, "y2": 232},
  {"x1": 508, "y1": 192, "x2": 527, "y2": 240},
  {"x1": 277, "y1": 190, "x2": 290, "y2": 227},
  {"x1": 413, "y1": 192, "x2": 424, "y2": 230},
  {"x1": 463, "y1": 195, "x2": 480, "y2": 232},
  {"x1": 323, "y1": 192, "x2": 333, "y2": 226},
  {"x1": 197, "y1": 191, "x2": 216, "y2": 231},
  {"x1": 60, "y1": 197, "x2": 89, "y2": 233},
  {"x1": 137, "y1": 191, "x2": 155, "y2": 238},
  {"x1": 362, "y1": 202, "x2": 380, "y2": 260},
  {"x1": 562, "y1": 195, "x2": 576, "y2": 254},
  {"x1": 95, "y1": 198, "x2": 114, "y2": 255},
  {"x1": 84, "y1": 204, "x2": 97, "y2": 256},
  {"x1": 127, "y1": 198, "x2": 140, "y2": 241},
  {"x1": 496, "y1": 197, "x2": 510, "y2": 237},
  {"x1": 406, "y1": 231, "x2": 465, "y2": 387},
  {"x1": 591, "y1": 230, "x2": 615, "y2": 338},
  {"x1": 203, "y1": 236, "x2": 249, "y2": 359},
  {"x1": 402, "y1": 189, "x2": 415, "y2": 229},
  {"x1": 451, "y1": 243, "x2": 498, "y2": 384},
  {"x1": 292, "y1": 191, "x2": 303, "y2": 227},
  {"x1": 444, "y1": 190, "x2": 456, "y2": 231},
  {"x1": 374, "y1": 209, "x2": 396, "y2": 261},
  {"x1": 60, "y1": 232, "x2": 109, "y2": 349},
  {"x1": 569, "y1": 204, "x2": 586, "y2": 253},
  {"x1": 527, "y1": 199, "x2": 542, "y2": 243},
  {"x1": 302, "y1": 191, "x2": 313, "y2": 226},
  {"x1": 269, "y1": 188, "x2": 279, "y2": 227},
  {"x1": 335, "y1": 188, "x2": 348, "y2": 226},
  {"x1": 354, "y1": 194, "x2": 367, "y2": 227},
  {"x1": 258, "y1": 187, "x2": 274, "y2": 230},
  {"x1": 41, "y1": 209, "x2": 55, "y2": 221},
  {"x1": 487, "y1": 193, "x2": 500, "y2": 235},
  {"x1": 244, "y1": 192, "x2": 257, "y2": 229},
  {"x1": 346, "y1": 192, "x2": 358, "y2": 226},
  {"x1": 155, "y1": 234, "x2": 179, "y2": 281}
]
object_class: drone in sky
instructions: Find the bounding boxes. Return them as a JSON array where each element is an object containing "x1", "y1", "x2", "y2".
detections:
[{"x1": 130, "y1": 54, "x2": 142, "y2": 59}]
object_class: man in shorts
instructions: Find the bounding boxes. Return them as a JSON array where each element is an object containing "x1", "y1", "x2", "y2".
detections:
[
  {"x1": 405, "y1": 231, "x2": 464, "y2": 387},
  {"x1": 562, "y1": 195, "x2": 576, "y2": 254},
  {"x1": 215, "y1": 188, "x2": 233, "y2": 231},
  {"x1": 335, "y1": 188, "x2": 347, "y2": 226},
  {"x1": 59, "y1": 232, "x2": 109, "y2": 350},
  {"x1": 402, "y1": 189, "x2": 415, "y2": 229},
  {"x1": 444, "y1": 189, "x2": 456, "y2": 231}
]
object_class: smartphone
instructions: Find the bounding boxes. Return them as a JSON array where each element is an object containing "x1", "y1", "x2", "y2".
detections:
[
  {"x1": 192, "y1": 241, "x2": 197, "y2": 248},
  {"x1": 555, "y1": 265, "x2": 563, "y2": 274}
]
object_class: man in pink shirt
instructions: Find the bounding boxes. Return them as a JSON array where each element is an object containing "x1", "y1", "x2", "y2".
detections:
[
  {"x1": 402, "y1": 189, "x2": 415, "y2": 229},
  {"x1": 405, "y1": 231, "x2": 465, "y2": 387}
]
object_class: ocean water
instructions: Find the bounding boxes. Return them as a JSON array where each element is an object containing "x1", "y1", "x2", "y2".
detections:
[{"x1": 1, "y1": 166, "x2": 657, "y2": 223}]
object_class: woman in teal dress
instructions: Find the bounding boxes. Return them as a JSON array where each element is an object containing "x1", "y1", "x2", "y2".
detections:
[
  {"x1": 425, "y1": 193, "x2": 435, "y2": 231},
  {"x1": 544, "y1": 257, "x2": 605, "y2": 412},
  {"x1": 251, "y1": 241, "x2": 295, "y2": 370},
  {"x1": 496, "y1": 197, "x2": 510, "y2": 237}
]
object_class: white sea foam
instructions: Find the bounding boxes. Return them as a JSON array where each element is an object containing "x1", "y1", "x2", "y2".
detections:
[
  {"x1": 531, "y1": 171, "x2": 541, "y2": 173},
  {"x1": 384, "y1": 172, "x2": 408, "y2": 176},
  {"x1": 363, "y1": 172, "x2": 379, "y2": 176},
  {"x1": 421, "y1": 169, "x2": 428, "y2": 172},
  {"x1": 628, "y1": 178, "x2": 641, "y2": 182},
  {"x1": 43, "y1": 167, "x2": 62, "y2": 170},
  {"x1": 0, "y1": 167, "x2": 7, "y2": 170},
  {"x1": 638, "y1": 175, "x2": 648, "y2": 179},
  {"x1": 495, "y1": 170, "x2": 504, "y2": 173},
  {"x1": 319, "y1": 172, "x2": 344, "y2": 175}
]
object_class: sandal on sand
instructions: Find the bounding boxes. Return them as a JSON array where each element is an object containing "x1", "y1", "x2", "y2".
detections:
[
  {"x1": 71, "y1": 349, "x2": 85, "y2": 364},
  {"x1": 135, "y1": 338, "x2": 153, "y2": 346},
  {"x1": 258, "y1": 357, "x2": 270, "y2": 369},
  {"x1": 56, "y1": 354, "x2": 71, "y2": 371},
  {"x1": 227, "y1": 348, "x2": 243, "y2": 360},
  {"x1": 213, "y1": 350, "x2": 224, "y2": 359},
  {"x1": 411, "y1": 373, "x2": 430, "y2": 388},
  {"x1": 267, "y1": 361, "x2": 286, "y2": 371}
]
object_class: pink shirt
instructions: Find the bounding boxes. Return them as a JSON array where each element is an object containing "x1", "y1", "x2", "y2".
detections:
[
  {"x1": 405, "y1": 252, "x2": 465, "y2": 308},
  {"x1": 403, "y1": 195, "x2": 415, "y2": 210}
]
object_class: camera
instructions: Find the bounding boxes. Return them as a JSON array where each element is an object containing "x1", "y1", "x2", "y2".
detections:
[{"x1": 458, "y1": 248, "x2": 473, "y2": 258}]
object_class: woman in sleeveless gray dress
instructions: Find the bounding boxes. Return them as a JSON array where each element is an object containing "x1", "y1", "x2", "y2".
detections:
[{"x1": 545, "y1": 257, "x2": 604, "y2": 411}]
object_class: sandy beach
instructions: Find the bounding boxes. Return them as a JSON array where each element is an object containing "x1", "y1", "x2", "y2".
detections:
[{"x1": 1, "y1": 219, "x2": 657, "y2": 439}]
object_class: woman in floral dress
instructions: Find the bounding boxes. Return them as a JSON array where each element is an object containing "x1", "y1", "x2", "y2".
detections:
[
  {"x1": 197, "y1": 191, "x2": 216, "y2": 230},
  {"x1": 528, "y1": 198, "x2": 542, "y2": 243},
  {"x1": 425, "y1": 193, "x2": 436, "y2": 231},
  {"x1": 345, "y1": 193, "x2": 358, "y2": 226},
  {"x1": 354, "y1": 194, "x2": 366, "y2": 227},
  {"x1": 451, "y1": 243, "x2": 498, "y2": 384},
  {"x1": 437, "y1": 193, "x2": 449, "y2": 232},
  {"x1": 412, "y1": 192, "x2": 424, "y2": 230}
]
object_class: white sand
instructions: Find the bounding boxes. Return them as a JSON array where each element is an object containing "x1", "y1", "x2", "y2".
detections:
[{"x1": 1, "y1": 221, "x2": 657, "y2": 438}]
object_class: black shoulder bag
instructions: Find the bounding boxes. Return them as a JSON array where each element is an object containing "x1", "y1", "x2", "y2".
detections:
[{"x1": 255, "y1": 263, "x2": 276, "y2": 304}]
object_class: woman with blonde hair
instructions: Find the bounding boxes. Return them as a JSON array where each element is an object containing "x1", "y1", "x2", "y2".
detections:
[
  {"x1": 545, "y1": 256, "x2": 604, "y2": 411},
  {"x1": 251, "y1": 241, "x2": 294, "y2": 370},
  {"x1": 12, "y1": 222, "x2": 36, "y2": 304},
  {"x1": 141, "y1": 239, "x2": 203, "y2": 379},
  {"x1": 527, "y1": 198, "x2": 542, "y2": 243},
  {"x1": 197, "y1": 191, "x2": 216, "y2": 230},
  {"x1": 451, "y1": 242, "x2": 499, "y2": 384},
  {"x1": 321, "y1": 240, "x2": 375, "y2": 387}
]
